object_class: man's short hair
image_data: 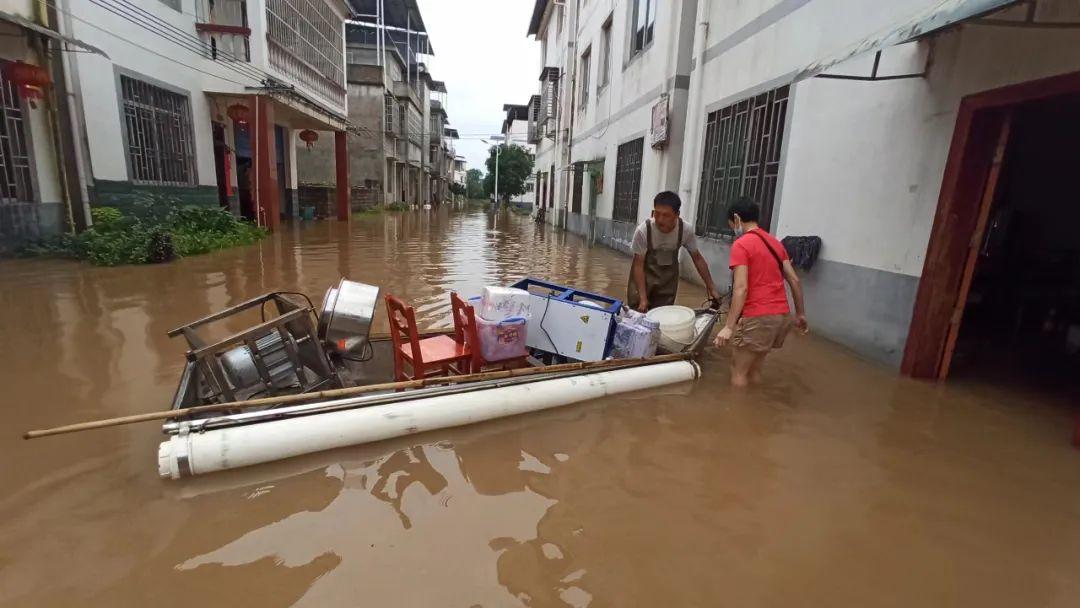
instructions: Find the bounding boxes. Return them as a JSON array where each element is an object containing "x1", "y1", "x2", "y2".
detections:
[
  {"x1": 653, "y1": 191, "x2": 681, "y2": 214},
  {"x1": 726, "y1": 196, "x2": 760, "y2": 223}
]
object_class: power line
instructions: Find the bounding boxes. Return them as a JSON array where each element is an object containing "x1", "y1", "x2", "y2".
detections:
[{"x1": 46, "y1": 0, "x2": 257, "y2": 89}]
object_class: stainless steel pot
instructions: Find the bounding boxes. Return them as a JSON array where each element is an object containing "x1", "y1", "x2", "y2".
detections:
[{"x1": 318, "y1": 278, "x2": 380, "y2": 356}]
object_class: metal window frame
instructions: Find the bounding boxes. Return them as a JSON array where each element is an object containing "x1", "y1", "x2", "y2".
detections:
[
  {"x1": 579, "y1": 45, "x2": 592, "y2": 111},
  {"x1": 629, "y1": 0, "x2": 656, "y2": 59},
  {"x1": 695, "y1": 85, "x2": 789, "y2": 238},
  {"x1": 612, "y1": 137, "x2": 644, "y2": 223},
  {"x1": 599, "y1": 14, "x2": 613, "y2": 89},
  {"x1": 0, "y1": 58, "x2": 39, "y2": 205},
  {"x1": 113, "y1": 66, "x2": 198, "y2": 187}
]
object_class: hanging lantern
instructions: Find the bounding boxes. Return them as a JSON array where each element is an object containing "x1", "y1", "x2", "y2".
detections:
[
  {"x1": 2, "y1": 61, "x2": 50, "y2": 108},
  {"x1": 299, "y1": 129, "x2": 319, "y2": 149},
  {"x1": 226, "y1": 103, "x2": 250, "y2": 129}
]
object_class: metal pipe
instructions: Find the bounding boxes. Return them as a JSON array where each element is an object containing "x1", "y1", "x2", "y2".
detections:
[{"x1": 158, "y1": 360, "x2": 700, "y2": 478}]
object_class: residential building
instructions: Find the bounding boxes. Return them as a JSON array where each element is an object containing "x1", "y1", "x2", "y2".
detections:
[
  {"x1": 68, "y1": 0, "x2": 354, "y2": 229},
  {"x1": 452, "y1": 155, "x2": 466, "y2": 188},
  {"x1": 1, "y1": 0, "x2": 354, "y2": 250},
  {"x1": 526, "y1": 0, "x2": 1080, "y2": 389},
  {"x1": 0, "y1": 4, "x2": 82, "y2": 251}
]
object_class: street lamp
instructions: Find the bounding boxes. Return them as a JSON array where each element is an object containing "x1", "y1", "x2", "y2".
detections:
[{"x1": 481, "y1": 134, "x2": 505, "y2": 206}]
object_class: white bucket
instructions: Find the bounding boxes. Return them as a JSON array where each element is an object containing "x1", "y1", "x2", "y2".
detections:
[{"x1": 646, "y1": 305, "x2": 696, "y2": 352}]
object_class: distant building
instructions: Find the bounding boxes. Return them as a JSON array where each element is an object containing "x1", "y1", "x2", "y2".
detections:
[
  {"x1": 500, "y1": 103, "x2": 535, "y2": 206},
  {"x1": 294, "y1": 1, "x2": 457, "y2": 210}
]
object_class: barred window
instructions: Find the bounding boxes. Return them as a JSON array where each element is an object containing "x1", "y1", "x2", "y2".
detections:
[
  {"x1": 612, "y1": 138, "x2": 643, "y2": 223},
  {"x1": 695, "y1": 85, "x2": 788, "y2": 237},
  {"x1": 120, "y1": 75, "x2": 195, "y2": 186},
  {"x1": 384, "y1": 95, "x2": 395, "y2": 134},
  {"x1": 0, "y1": 61, "x2": 34, "y2": 204}
]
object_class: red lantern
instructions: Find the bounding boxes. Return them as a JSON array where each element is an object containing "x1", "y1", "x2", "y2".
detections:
[
  {"x1": 299, "y1": 129, "x2": 319, "y2": 149},
  {"x1": 226, "y1": 103, "x2": 250, "y2": 129},
  {"x1": 2, "y1": 61, "x2": 50, "y2": 108}
]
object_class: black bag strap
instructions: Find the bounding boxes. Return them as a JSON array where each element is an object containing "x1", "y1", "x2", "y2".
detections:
[
  {"x1": 645, "y1": 219, "x2": 653, "y2": 252},
  {"x1": 748, "y1": 230, "x2": 784, "y2": 273}
]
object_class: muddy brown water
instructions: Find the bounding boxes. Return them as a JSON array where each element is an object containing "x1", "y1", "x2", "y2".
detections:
[{"x1": 1, "y1": 207, "x2": 1078, "y2": 607}]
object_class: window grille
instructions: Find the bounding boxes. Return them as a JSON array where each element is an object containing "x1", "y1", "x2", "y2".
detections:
[
  {"x1": 695, "y1": 85, "x2": 789, "y2": 236},
  {"x1": 613, "y1": 138, "x2": 643, "y2": 222},
  {"x1": 120, "y1": 75, "x2": 196, "y2": 186},
  {"x1": 0, "y1": 62, "x2": 34, "y2": 204},
  {"x1": 384, "y1": 95, "x2": 395, "y2": 133}
]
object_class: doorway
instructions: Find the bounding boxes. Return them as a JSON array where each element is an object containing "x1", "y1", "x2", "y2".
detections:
[
  {"x1": 949, "y1": 95, "x2": 1080, "y2": 390},
  {"x1": 904, "y1": 71, "x2": 1080, "y2": 402}
]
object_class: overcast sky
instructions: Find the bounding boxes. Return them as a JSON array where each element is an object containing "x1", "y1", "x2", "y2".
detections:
[{"x1": 416, "y1": 0, "x2": 540, "y2": 174}]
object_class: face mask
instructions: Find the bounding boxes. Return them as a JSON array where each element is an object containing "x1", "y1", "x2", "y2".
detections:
[{"x1": 733, "y1": 221, "x2": 745, "y2": 238}]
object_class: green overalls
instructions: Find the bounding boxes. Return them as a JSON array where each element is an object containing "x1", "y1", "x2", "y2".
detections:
[{"x1": 626, "y1": 219, "x2": 683, "y2": 310}]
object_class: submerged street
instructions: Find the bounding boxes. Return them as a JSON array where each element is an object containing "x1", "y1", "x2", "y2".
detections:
[{"x1": 1, "y1": 207, "x2": 1078, "y2": 606}]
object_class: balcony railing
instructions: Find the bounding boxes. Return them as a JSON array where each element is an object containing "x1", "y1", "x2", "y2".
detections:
[{"x1": 194, "y1": 0, "x2": 250, "y2": 61}]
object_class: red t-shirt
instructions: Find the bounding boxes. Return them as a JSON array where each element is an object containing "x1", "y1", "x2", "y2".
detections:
[{"x1": 729, "y1": 229, "x2": 791, "y2": 317}]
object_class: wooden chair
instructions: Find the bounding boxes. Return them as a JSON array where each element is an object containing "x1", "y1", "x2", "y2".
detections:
[
  {"x1": 385, "y1": 294, "x2": 470, "y2": 381},
  {"x1": 450, "y1": 292, "x2": 529, "y2": 374}
]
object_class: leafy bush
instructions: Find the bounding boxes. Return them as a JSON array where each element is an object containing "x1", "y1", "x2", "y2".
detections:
[
  {"x1": 386, "y1": 201, "x2": 410, "y2": 212},
  {"x1": 23, "y1": 194, "x2": 267, "y2": 266}
]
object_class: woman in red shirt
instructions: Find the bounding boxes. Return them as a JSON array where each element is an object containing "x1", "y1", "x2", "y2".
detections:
[{"x1": 713, "y1": 197, "x2": 808, "y2": 387}]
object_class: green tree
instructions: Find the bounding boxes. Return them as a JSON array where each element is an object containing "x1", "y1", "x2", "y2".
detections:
[
  {"x1": 482, "y1": 144, "x2": 534, "y2": 203},
  {"x1": 465, "y1": 169, "x2": 486, "y2": 199}
]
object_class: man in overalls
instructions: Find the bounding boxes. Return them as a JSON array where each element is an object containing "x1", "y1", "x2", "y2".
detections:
[{"x1": 628, "y1": 191, "x2": 721, "y2": 312}]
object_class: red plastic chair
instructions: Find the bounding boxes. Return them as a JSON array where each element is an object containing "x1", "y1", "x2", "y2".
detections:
[
  {"x1": 450, "y1": 292, "x2": 529, "y2": 374},
  {"x1": 385, "y1": 294, "x2": 469, "y2": 381}
]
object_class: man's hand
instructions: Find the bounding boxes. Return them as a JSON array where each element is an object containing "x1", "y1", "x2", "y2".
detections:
[
  {"x1": 706, "y1": 287, "x2": 722, "y2": 308},
  {"x1": 713, "y1": 325, "x2": 734, "y2": 348},
  {"x1": 636, "y1": 297, "x2": 649, "y2": 313},
  {"x1": 794, "y1": 314, "x2": 809, "y2": 335}
]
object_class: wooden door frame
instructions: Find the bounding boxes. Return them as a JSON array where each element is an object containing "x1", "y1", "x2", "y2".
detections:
[{"x1": 902, "y1": 69, "x2": 1080, "y2": 379}]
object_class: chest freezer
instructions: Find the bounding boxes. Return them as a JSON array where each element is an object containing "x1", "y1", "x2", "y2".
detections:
[{"x1": 511, "y1": 278, "x2": 622, "y2": 361}]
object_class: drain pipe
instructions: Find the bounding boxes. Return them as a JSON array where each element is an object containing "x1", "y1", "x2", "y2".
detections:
[{"x1": 677, "y1": 1, "x2": 710, "y2": 220}]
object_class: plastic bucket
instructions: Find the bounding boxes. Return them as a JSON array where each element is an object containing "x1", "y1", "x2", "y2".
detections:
[
  {"x1": 646, "y1": 305, "x2": 696, "y2": 352},
  {"x1": 301, "y1": 206, "x2": 316, "y2": 221}
]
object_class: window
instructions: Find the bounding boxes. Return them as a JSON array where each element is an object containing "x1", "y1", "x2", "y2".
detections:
[
  {"x1": 384, "y1": 95, "x2": 395, "y2": 134},
  {"x1": 695, "y1": 85, "x2": 789, "y2": 237},
  {"x1": 119, "y1": 75, "x2": 195, "y2": 186},
  {"x1": 599, "y1": 16, "x2": 612, "y2": 88},
  {"x1": 631, "y1": 0, "x2": 656, "y2": 57},
  {"x1": 612, "y1": 138, "x2": 644, "y2": 223},
  {"x1": 0, "y1": 62, "x2": 33, "y2": 204},
  {"x1": 557, "y1": 6, "x2": 564, "y2": 36},
  {"x1": 579, "y1": 47, "x2": 591, "y2": 111},
  {"x1": 571, "y1": 162, "x2": 584, "y2": 214}
]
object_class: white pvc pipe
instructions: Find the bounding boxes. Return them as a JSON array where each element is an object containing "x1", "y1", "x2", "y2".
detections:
[{"x1": 158, "y1": 361, "x2": 699, "y2": 479}]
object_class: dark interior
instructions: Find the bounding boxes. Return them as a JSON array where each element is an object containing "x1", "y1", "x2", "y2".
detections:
[{"x1": 951, "y1": 95, "x2": 1080, "y2": 397}]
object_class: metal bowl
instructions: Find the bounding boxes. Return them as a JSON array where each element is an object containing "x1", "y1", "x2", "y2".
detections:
[{"x1": 318, "y1": 278, "x2": 380, "y2": 356}]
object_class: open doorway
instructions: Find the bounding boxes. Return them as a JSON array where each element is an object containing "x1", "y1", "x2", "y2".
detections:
[
  {"x1": 947, "y1": 95, "x2": 1080, "y2": 393},
  {"x1": 904, "y1": 72, "x2": 1080, "y2": 445}
]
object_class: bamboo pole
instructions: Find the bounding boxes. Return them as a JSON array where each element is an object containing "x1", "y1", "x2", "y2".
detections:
[{"x1": 24, "y1": 354, "x2": 691, "y2": 439}]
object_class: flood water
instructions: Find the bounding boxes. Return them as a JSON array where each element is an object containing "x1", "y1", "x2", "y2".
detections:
[{"x1": 2, "y1": 207, "x2": 1078, "y2": 607}]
